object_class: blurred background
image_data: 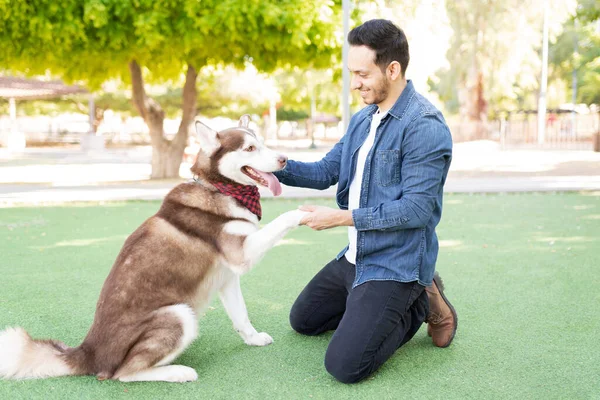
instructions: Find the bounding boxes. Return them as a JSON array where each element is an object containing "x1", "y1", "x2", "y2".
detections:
[{"x1": 0, "y1": 0, "x2": 598, "y2": 188}]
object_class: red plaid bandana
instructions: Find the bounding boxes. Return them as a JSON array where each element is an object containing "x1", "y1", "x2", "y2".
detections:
[{"x1": 212, "y1": 182, "x2": 262, "y2": 220}]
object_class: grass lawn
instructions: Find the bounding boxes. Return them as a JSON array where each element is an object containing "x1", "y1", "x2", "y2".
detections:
[{"x1": 1, "y1": 193, "x2": 599, "y2": 399}]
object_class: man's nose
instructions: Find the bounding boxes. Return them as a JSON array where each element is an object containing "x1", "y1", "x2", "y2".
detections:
[
  {"x1": 351, "y1": 76, "x2": 361, "y2": 90},
  {"x1": 277, "y1": 155, "x2": 288, "y2": 168}
]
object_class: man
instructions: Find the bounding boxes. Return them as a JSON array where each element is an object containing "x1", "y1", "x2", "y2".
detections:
[{"x1": 274, "y1": 19, "x2": 457, "y2": 384}]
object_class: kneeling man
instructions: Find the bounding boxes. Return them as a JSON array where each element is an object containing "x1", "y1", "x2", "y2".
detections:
[{"x1": 275, "y1": 19, "x2": 458, "y2": 384}]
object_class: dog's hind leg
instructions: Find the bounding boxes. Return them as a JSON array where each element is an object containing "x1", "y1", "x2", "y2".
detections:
[
  {"x1": 112, "y1": 304, "x2": 199, "y2": 383},
  {"x1": 219, "y1": 274, "x2": 273, "y2": 346}
]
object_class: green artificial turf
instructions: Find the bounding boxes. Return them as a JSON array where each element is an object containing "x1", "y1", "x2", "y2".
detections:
[{"x1": 0, "y1": 193, "x2": 599, "y2": 399}]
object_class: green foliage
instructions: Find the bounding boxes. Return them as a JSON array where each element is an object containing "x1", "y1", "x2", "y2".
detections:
[
  {"x1": 0, "y1": 0, "x2": 342, "y2": 89},
  {"x1": 430, "y1": 0, "x2": 547, "y2": 114},
  {"x1": 429, "y1": 0, "x2": 599, "y2": 114},
  {"x1": 575, "y1": 0, "x2": 600, "y2": 23},
  {"x1": 551, "y1": 1, "x2": 600, "y2": 104},
  {"x1": 427, "y1": 74, "x2": 460, "y2": 114},
  {"x1": 276, "y1": 107, "x2": 309, "y2": 121},
  {"x1": 275, "y1": 68, "x2": 342, "y2": 118}
]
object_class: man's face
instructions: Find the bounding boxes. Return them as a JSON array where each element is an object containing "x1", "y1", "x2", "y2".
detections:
[{"x1": 348, "y1": 45, "x2": 390, "y2": 106}]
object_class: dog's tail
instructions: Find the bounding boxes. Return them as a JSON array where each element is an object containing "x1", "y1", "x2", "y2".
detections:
[{"x1": 0, "y1": 327, "x2": 75, "y2": 380}]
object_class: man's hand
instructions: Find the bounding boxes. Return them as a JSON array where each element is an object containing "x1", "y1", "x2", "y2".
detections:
[{"x1": 298, "y1": 205, "x2": 354, "y2": 231}]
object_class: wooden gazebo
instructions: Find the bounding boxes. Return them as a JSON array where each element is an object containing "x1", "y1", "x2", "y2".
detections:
[{"x1": 0, "y1": 76, "x2": 96, "y2": 150}]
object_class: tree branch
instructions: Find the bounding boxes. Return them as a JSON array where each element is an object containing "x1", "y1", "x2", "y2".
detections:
[
  {"x1": 129, "y1": 60, "x2": 148, "y2": 120},
  {"x1": 70, "y1": 100, "x2": 87, "y2": 114},
  {"x1": 129, "y1": 59, "x2": 166, "y2": 146},
  {"x1": 173, "y1": 63, "x2": 198, "y2": 149}
]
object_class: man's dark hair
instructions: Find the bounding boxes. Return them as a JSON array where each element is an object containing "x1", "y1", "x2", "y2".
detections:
[{"x1": 348, "y1": 19, "x2": 409, "y2": 76}]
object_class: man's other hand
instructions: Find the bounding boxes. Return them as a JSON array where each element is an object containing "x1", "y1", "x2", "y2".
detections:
[{"x1": 298, "y1": 205, "x2": 354, "y2": 230}]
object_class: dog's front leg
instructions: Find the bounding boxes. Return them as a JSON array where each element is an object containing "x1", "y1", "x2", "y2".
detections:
[
  {"x1": 219, "y1": 274, "x2": 272, "y2": 346},
  {"x1": 240, "y1": 209, "x2": 307, "y2": 272}
]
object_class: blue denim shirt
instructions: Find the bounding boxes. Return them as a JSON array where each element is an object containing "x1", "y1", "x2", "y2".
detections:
[{"x1": 275, "y1": 81, "x2": 452, "y2": 287}]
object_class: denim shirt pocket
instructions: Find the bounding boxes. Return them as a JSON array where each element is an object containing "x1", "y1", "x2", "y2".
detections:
[{"x1": 376, "y1": 150, "x2": 401, "y2": 186}]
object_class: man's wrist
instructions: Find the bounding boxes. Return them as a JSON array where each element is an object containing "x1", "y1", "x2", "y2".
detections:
[{"x1": 338, "y1": 210, "x2": 354, "y2": 226}]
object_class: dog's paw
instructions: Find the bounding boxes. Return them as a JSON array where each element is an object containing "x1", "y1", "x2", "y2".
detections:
[
  {"x1": 283, "y1": 210, "x2": 309, "y2": 227},
  {"x1": 244, "y1": 332, "x2": 273, "y2": 347}
]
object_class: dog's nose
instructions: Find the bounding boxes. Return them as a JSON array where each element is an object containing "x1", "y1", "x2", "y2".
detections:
[{"x1": 278, "y1": 155, "x2": 288, "y2": 168}]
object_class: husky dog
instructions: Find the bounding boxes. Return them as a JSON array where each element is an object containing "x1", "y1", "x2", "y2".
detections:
[{"x1": 0, "y1": 115, "x2": 306, "y2": 383}]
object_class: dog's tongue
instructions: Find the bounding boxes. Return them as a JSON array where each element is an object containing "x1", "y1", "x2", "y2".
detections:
[{"x1": 256, "y1": 170, "x2": 282, "y2": 196}]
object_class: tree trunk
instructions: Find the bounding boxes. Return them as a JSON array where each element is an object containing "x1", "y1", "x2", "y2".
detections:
[
  {"x1": 465, "y1": 72, "x2": 488, "y2": 140},
  {"x1": 150, "y1": 141, "x2": 187, "y2": 179},
  {"x1": 72, "y1": 102, "x2": 105, "y2": 133},
  {"x1": 462, "y1": 18, "x2": 488, "y2": 141},
  {"x1": 129, "y1": 60, "x2": 198, "y2": 179}
]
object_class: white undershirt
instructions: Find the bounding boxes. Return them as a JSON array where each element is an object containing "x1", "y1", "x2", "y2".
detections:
[{"x1": 345, "y1": 109, "x2": 388, "y2": 264}]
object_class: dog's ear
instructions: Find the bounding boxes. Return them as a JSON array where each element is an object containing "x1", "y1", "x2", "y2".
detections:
[
  {"x1": 238, "y1": 114, "x2": 251, "y2": 128},
  {"x1": 195, "y1": 120, "x2": 219, "y2": 155}
]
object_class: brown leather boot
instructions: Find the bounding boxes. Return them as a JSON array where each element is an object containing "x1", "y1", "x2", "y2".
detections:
[{"x1": 425, "y1": 272, "x2": 457, "y2": 348}]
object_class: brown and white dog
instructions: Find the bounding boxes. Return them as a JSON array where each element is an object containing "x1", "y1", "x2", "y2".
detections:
[{"x1": 0, "y1": 115, "x2": 306, "y2": 383}]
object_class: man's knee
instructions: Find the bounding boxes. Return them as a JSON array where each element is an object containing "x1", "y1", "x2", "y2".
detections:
[
  {"x1": 324, "y1": 347, "x2": 369, "y2": 384},
  {"x1": 289, "y1": 307, "x2": 319, "y2": 336}
]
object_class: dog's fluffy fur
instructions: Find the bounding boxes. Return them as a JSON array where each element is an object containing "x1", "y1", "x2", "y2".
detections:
[{"x1": 0, "y1": 115, "x2": 305, "y2": 383}]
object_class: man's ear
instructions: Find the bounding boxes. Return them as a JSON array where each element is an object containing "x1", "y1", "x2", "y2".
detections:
[
  {"x1": 388, "y1": 61, "x2": 402, "y2": 81},
  {"x1": 195, "y1": 120, "x2": 219, "y2": 155},
  {"x1": 238, "y1": 114, "x2": 251, "y2": 128}
]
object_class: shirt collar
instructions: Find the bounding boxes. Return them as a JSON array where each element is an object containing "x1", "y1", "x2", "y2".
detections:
[
  {"x1": 387, "y1": 79, "x2": 416, "y2": 120},
  {"x1": 366, "y1": 79, "x2": 415, "y2": 121}
]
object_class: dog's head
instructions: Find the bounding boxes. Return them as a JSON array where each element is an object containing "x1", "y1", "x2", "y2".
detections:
[{"x1": 191, "y1": 115, "x2": 286, "y2": 196}]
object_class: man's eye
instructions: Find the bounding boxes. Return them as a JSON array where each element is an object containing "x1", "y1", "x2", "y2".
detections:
[{"x1": 245, "y1": 145, "x2": 256, "y2": 152}]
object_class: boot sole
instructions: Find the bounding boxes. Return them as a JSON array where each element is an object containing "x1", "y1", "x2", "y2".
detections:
[{"x1": 433, "y1": 273, "x2": 458, "y2": 348}]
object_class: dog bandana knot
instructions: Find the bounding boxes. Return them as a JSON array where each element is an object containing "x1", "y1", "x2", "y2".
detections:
[{"x1": 212, "y1": 182, "x2": 262, "y2": 220}]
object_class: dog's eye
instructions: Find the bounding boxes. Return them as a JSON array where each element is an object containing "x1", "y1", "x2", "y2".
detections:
[{"x1": 245, "y1": 145, "x2": 256, "y2": 152}]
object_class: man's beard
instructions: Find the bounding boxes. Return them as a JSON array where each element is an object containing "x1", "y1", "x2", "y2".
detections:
[{"x1": 363, "y1": 77, "x2": 390, "y2": 105}]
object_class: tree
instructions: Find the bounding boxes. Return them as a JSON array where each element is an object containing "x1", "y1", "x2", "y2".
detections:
[
  {"x1": 275, "y1": 68, "x2": 341, "y2": 117},
  {"x1": 428, "y1": 0, "x2": 575, "y2": 136},
  {"x1": 0, "y1": 0, "x2": 341, "y2": 178},
  {"x1": 429, "y1": 1, "x2": 542, "y2": 137},
  {"x1": 551, "y1": 0, "x2": 600, "y2": 105},
  {"x1": 272, "y1": 1, "x2": 424, "y2": 123},
  {"x1": 575, "y1": 0, "x2": 600, "y2": 23}
]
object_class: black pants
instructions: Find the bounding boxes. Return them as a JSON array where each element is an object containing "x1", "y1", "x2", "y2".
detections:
[{"x1": 290, "y1": 257, "x2": 429, "y2": 384}]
